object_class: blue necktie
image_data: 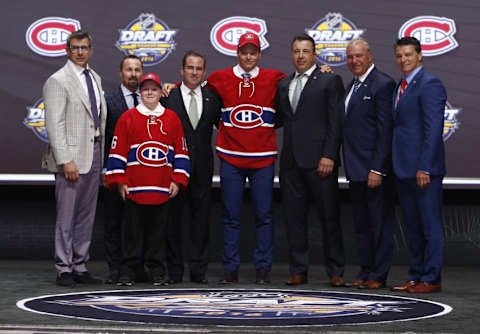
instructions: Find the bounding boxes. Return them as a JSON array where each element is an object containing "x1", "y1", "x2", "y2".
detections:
[
  {"x1": 83, "y1": 69, "x2": 99, "y2": 130},
  {"x1": 353, "y1": 78, "x2": 362, "y2": 93}
]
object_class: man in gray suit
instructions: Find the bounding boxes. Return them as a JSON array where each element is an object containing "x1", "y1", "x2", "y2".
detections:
[{"x1": 42, "y1": 30, "x2": 106, "y2": 287}]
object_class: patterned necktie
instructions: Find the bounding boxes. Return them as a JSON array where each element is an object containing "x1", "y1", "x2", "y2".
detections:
[
  {"x1": 353, "y1": 78, "x2": 362, "y2": 93},
  {"x1": 83, "y1": 69, "x2": 99, "y2": 130},
  {"x1": 131, "y1": 92, "x2": 139, "y2": 107},
  {"x1": 188, "y1": 90, "x2": 199, "y2": 129},
  {"x1": 291, "y1": 73, "x2": 305, "y2": 113},
  {"x1": 396, "y1": 79, "x2": 407, "y2": 106}
]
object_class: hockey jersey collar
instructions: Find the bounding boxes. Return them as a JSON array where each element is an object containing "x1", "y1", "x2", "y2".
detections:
[
  {"x1": 136, "y1": 103, "x2": 165, "y2": 117},
  {"x1": 233, "y1": 64, "x2": 259, "y2": 79}
]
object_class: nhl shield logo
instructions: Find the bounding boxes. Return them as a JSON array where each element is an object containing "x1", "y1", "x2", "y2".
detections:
[
  {"x1": 210, "y1": 16, "x2": 269, "y2": 56},
  {"x1": 398, "y1": 16, "x2": 458, "y2": 56},
  {"x1": 25, "y1": 17, "x2": 81, "y2": 57}
]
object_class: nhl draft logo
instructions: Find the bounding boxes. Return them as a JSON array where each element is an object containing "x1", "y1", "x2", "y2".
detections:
[
  {"x1": 24, "y1": 98, "x2": 48, "y2": 143},
  {"x1": 116, "y1": 13, "x2": 177, "y2": 66},
  {"x1": 306, "y1": 13, "x2": 364, "y2": 66},
  {"x1": 17, "y1": 288, "x2": 452, "y2": 326},
  {"x1": 210, "y1": 16, "x2": 269, "y2": 56},
  {"x1": 398, "y1": 16, "x2": 458, "y2": 56},
  {"x1": 26, "y1": 17, "x2": 81, "y2": 57},
  {"x1": 443, "y1": 101, "x2": 461, "y2": 141}
]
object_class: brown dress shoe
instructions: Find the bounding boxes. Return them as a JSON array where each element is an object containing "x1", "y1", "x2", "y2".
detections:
[
  {"x1": 391, "y1": 280, "x2": 417, "y2": 292},
  {"x1": 218, "y1": 271, "x2": 238, "y2": 284},
  {"x1": 359, "y1": 280, "x2": 385, "y2": 289},
  {"x1": 330, "y1": 276, "x2": 345, "y2": 287},
  {"x1": 286, "y1": 274, "x2": 307, "y2": 285},
  {"x1": 407, "y1": 282, "x2": 442, "y2": 293},
  {"x1": 255, "y1": 269, "x2": 271, "y2": 285}
]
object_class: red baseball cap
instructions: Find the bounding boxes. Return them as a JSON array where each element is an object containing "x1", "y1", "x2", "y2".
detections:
[
  {"x1": 140, "y1": 73, "x2": 161, "y2": 88},
  {"x1": 238, "y1": 32, "x2": 260, "y2": 49}
]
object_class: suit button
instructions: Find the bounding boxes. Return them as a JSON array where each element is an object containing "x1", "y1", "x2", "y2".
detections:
[
  {"x1": 91, "y1": 138, "x2": 94, "y2": 143},
  {"x1": 90, "y1": 125, "x2": 94, "y2": 128}
]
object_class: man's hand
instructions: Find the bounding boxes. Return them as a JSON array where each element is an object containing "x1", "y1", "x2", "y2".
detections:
[
  {"x1": 317, "y1": 157, "x2": 334, "y2": 177},
  {"x1": 63, "y1": 161, "x2": 79, "y2": 183},
  {"x1": 367, "y1": 172, "x2": 382, "y2": 188},
  {"x1": 416, "y1": 171, "x2": 431, "y2": 189},
  {"x1": 319, "y1": 64, "x2": 333, "y2": 73},
  {"x1": 161, "y1": 83, "x2": 176, "y2": 97},
  {"x1": 118, "y1": 184, "x2": 129, "y2": 200},
  {"x1": 169, "y1": 182, "x2": 179, "y2": 198}
]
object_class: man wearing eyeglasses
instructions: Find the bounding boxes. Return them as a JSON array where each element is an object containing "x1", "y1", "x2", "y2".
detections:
[{"x1": 42, "y1": 30, "x2": 107, "y2": 287}]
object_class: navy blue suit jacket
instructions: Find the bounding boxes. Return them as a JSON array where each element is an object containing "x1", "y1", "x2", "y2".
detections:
[
  {"x1": 104, "y1": 86, "x2": 129, "y2": 165},
  {"x1": 342, "y1": 67, "x2": 395, "y2": 181},
  {"x1": 392, "y1": 67, "x2": 446, "y2": 179}
]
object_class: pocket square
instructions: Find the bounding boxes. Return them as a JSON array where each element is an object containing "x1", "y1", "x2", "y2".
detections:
[{"x1": 363, "y1": 96, "x2": 372, "y2": 100}]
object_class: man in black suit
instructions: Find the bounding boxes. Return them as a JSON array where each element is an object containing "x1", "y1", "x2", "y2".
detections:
[
  {"x1": 276, "y1": 34, "x2": 346, "y2": 287},
  {"x1": 343, "y1": 38, "x2": 396, "y2": 289},
  {"x1": 161, "y1": 50, "x2": 221, "y2": 284},
  {"x1": 103, "y1": 55, "x2": 143, "y2": 284}
]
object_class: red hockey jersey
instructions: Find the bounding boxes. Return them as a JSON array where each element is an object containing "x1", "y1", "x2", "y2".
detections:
[
  {"x1": 206, "y1": 65, "x2": 286, "y2": 169},
  {"x1": 106, "y1": 104, "x2": 189, "y2": 205}
]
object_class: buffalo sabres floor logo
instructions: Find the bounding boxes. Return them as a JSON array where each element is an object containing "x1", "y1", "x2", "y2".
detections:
[
  {"x1": 24, "y1": 98, "x2": 48, "y2": 143},
  {"x1": 306, "y1": 13, "x2": 364, "y2": 66},
  {"x1": 17, "y1": 289, "x2": 451, "y2": 326},
  {"x1": 398, "y1": 16, "x2": 458, "y2": 56},
  {"x1": 116, "y1": 13, "x2": 177, "y2": 66},
  {"x1": 443, "y1": 101, "x2": 461, "y2": 141}
]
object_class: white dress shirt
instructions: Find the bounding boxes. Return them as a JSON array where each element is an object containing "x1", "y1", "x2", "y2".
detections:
[
  {"x1": 344, "y1": 63, "x2": 375, "y2": 111},
  {"x1": 120, "y1": 84, "x2": 141, "y2": 110}
]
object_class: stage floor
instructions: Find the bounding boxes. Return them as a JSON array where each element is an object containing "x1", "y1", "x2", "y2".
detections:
[{"x1": 0, "y1": 260, "x2": 477, "y2": 334}]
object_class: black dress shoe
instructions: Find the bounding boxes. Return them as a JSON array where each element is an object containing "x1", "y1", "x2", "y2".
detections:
[
  {"x1": 72, "y1": 271, "x2": 102, "y2": 284},
  {"x1": 165, "y1": 278, "x2": 183, "y2": 285},
  {"x1": 105, "y1": 272, "x2": 119, "y2": 285},
  {"x1": 255, "y1": 269, "x2": 271, "y2": 285},
  {"x1": 219, "y1": 271, "x2": 238, "y2": 284},
  {"x1": 56, "y1": 272, "x2": 75, "y2": 287},
  {"x1": 191, "y1": 278, "x2": 209, "y2": 284},
  {"x1": 117, "y1": 275, "x2": 135, "y2": 286}
]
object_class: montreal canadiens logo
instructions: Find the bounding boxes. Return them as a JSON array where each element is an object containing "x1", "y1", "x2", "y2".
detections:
[
  {"x1": 398, "y1": 16, "x2": 458, "y2": 56},
  {"x1": 25, "y1": 17, "x2": 81, "y2": 57},
  {"x1": 210, "y1": 16, "x2": 269, "y2": 56},
  {"x1": 17, "y1": 289, "x2": 452, "y2": 326},
  {"x1": 443, "y1": 101, "x2": 461, "y2": 141},
  {"x1": 116, "y1": 13, "x2": 177, "y2": 66},
  {"x1": 24, "y1": 98, "x2": 48, "y2": 143},
  {"x1": 136, "y1": 141, "x2": 169, "y2": 167},
  {"x1": 306, "y1": 13, "x2": 364, "y2": 66},
  {"x1": 229, "y1": 104, "x2": 264, "y2": 129}
]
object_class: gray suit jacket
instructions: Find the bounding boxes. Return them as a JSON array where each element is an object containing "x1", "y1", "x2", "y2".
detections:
[{"x1": 42, "y1": 60, "x2": 107, "y2": 173}]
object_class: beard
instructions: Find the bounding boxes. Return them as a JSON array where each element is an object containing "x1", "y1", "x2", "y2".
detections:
[{"x1": 125, "y1": 78, "x2": 139, "y2": 90}]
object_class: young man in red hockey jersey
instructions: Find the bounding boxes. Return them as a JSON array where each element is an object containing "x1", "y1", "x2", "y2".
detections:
[
  {"x1": 105, "y1": 73, "x2": 189, "y2": 286},
  {"x1": 206, "y1": 33, "x2": 286, "y2": 284}
]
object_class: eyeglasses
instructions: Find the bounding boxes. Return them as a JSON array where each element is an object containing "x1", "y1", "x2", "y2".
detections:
[{"x1": 69, "y1": 46, "x2": 90, "y2": 52}]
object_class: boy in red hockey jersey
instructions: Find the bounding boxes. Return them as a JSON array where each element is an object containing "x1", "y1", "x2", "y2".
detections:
[{"x1": 106, "y1": 73, "x2": 189, "y2": 286}]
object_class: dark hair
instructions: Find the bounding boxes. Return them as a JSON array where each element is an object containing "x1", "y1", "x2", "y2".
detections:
[
  {"x1": 395, "y1": 36, "x2": 422, "y2": 53},
  {"x1": 66, "y1": 30, "x2": 92, "y2": 48},
  {"x1": 182, "y1": 50, "x2": 206, "y2": 69},
  {"x1": 119, "y1": 55, "x2": 143, "y2": 70},
  {"x1": 291, "y1": 34, "x2": 315, "y2": 51}
]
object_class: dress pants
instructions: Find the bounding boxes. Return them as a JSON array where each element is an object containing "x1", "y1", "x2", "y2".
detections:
[
  {"x1": 103, "y1": 187, "x2": 124, "y2": 277},
  {"x1": 121, "y1": 199, "x2": 168, "y2": 279},
  {"x1": 349, "y1": 177, "x2": 395, "y2": 283},
  {"x1": 396, "y1": 176, "x2": 444, "y2": 284},
  {"x1": 220, "y1": 160, "x2": 274, "y2": 272},
  {"x1": 280, "y1": 161, "x2": 345, "y2": 278},
  {"x1": 166, "y1": 180, "x2": 212, "y2": 281},
  {"x1": 54, "y1": 142, "x2": 101, "y2": 274}
]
